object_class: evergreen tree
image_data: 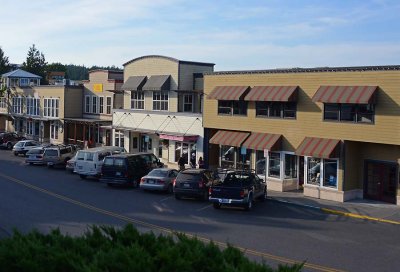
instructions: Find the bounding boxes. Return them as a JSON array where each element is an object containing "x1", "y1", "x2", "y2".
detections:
[
  {"x1": 22, "y1": 44, "x2": 48, "y2": 84},
  {"x1": 0, "y1": 46, "x2": 10, "y2": 75}
]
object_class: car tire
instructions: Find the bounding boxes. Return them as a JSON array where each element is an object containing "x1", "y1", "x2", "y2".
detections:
[
  {"x1": 202, "y1": 190, "x2": 209, "y2": 201},
  {"x1": 174, "y1": 193, "x2": 181, "y2": 200},
  {"x1": 80, "y1": 175, "x2": 87, "y2": 179},
  {"x1": 244, "y1": 195, "x2": 253, "y2": 211},
  {"x1": 213, "y1": 203, "x2": 221, "y2": 209},
  {"x1": 29, "y1": 162, "x2": 33, "y2": 165},
  {"x1": 14, "y1": 152, "x2": 18, "y2": 156},
  {"x1": 132, "y1": 179, "x2": 139, "y2": 188},
  {"x1": 7, "y1": 143, "x2": 12, "y2": 150},
  {"x1": 167, "y1": 184, "x2": 173, "y2": 194}
]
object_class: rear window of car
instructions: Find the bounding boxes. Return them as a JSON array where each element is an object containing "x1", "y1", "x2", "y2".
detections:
[
  {"x1": 76, "y1": 151, "x2": 86, "y2": 160},
  {"x1": 177, "y1": 173, "x2": 202, "y2": 182},
  {"x1": 86, "y1": 153, "x2": 94, "y2": 161},
  {"x1": 44, "y1": 149, "x2": 58, "y2": 156},
  {"x1": 148, "y1": 169, "x2": 168, "y2": 177},
  {"x1": 103, "y1": 157, "x2": 126, "y2": 167},
  {"x1": 27, "y1": 148, "x2": 43, "y2": 155}
]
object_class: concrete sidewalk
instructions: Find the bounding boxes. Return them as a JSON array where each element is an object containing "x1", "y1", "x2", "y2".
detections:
[{"x1": 267, "y1": 190, "x2": 400, "y2": 225}]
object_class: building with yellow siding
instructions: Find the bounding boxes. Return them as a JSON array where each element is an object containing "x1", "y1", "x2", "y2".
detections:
[{"x1": 203, "y1": 65, "x2": 400, "y2": 205}]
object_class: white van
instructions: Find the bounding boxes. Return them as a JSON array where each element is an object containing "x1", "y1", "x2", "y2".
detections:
[{"x1": 74, "y1": 146, "x2": 127, "y2": 179}]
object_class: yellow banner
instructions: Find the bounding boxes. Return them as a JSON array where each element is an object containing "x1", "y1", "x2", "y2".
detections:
[{"x1": 93, "y1": 84, "x2": 103, "y2": 92}]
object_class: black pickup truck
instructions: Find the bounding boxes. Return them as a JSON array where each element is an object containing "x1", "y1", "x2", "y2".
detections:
[{"x1": 208, "y1": 170, "x2": 267, "y2": 211}]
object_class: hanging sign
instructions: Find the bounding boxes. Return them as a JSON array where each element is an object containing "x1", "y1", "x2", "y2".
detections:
[{"x1": 240, "y1": 146, "x2": 247, "y2": 155}]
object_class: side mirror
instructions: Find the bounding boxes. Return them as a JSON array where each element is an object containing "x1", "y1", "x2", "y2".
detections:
[{"x1": 260, "y1": 179, "x2": 265, "y2": 183}]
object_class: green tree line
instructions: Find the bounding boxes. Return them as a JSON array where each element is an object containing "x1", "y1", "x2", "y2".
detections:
[{"x1": 0, "y1": 44, "x2": 122, "y2": 82}]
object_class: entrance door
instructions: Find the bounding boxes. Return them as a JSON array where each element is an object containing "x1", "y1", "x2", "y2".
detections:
[{"x1": 364, "y1": 161, "x2": 397, "y2": 204}]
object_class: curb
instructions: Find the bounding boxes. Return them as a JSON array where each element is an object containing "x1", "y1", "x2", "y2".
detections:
[{"x1": 268, "y1": 197, "x2": 400, "y2": 225}]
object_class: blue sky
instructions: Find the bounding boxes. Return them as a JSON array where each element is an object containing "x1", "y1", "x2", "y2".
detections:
[{"x1": 1, "y1": 0, "x2": 399, "y2": 70}]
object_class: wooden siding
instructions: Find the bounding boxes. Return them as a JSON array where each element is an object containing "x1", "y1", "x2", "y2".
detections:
[
  {"x1": 345, "y1": 141, "x2": 400, "y2": 193},
  {"x1": 123, "y1": 57, "x2": 179, "y2": 89},
  {"x1": 203, "y1": 70, "x2": 400, "y2": 147}
]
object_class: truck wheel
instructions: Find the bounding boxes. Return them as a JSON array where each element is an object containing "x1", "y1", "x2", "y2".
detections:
[
  {"x1": 213, "y1": 203, "x2": 221, "y2": 209},
  {"x1": 80, "y1": 175, "x2": 87, "y2": 179},
  {"x1": 244, "y1": 195, "x2": 253, "y2": 211},
  {"x1": 202, "y1": 190, "x2": 209, "y2": 201},
  {"x1": 167, "y1": 184, "x2": 173, "y2": 194},
  {"x1": 174, "y1": 193, "x2": 181, "y2": 200},
  {"x1": 14, "y1": 152, "x2": 18, "y2": 156}
]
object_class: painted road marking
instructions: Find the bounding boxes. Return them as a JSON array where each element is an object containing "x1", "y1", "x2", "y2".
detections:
[{"x1": 0, "y1": 172, "x2": 345, "y2": 272}]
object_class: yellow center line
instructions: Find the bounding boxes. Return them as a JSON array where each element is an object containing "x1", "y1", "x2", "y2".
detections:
[{"x1": 0, "y1": 172, "x2": 345, "y2": 272}]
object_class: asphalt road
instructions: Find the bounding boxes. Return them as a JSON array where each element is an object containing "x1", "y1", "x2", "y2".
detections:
[{"x1": 0, "y1": 150, "x2": 399, "y2": 272}]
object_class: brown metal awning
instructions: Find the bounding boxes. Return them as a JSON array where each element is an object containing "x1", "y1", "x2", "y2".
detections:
[
  {"x1": 142, "y1": 75, "x2": 171, "y2": 91},
  {"x1": 209, "y1": 130, "x2": 250, "y2": 147},
  {"x1": 242, "y1": 133, "x2": 282, "y2": 151},
  {"x1": 295, "y1": 137, "x2": 341, "y2": 159},
  {"x1": 208, "y1": 86, "x2": 250, "y2": 100},
  {"x1": 121, "y1": 76, "x2": 147, "y2": 91},
  {"x1": 244, "y1": 86, "x2": 298, "y2": 102},
  {"x1": 312, "y1": 86, "x2": 378, "y2": 104}
]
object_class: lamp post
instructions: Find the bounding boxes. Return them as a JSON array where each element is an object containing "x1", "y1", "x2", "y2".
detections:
[{"x1": 5, "y1": 87, "x2": 10, "y2": 132}]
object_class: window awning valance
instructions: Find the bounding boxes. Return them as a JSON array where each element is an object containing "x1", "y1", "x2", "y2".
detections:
[
  {"x1": 121, "y1": 76, "x2": 147, "y2": 91},
  {"x1": 295, "y1": 137, "x2": 341, "y2": 159},
  {"x1": 312, "y1": 86, "x2": 378, "y2": 104},
  {"x1": 142, "y1": 75, "x2": 171, "y2": 91},
  {"x1": 209, "y1": 130, "x2": 250, "y2": 147},
  {"x1": 241, "y1": 133, "x2": 282, "y2": 151},
  {"x1": 244, "y1": 86, "x2": 298, "y2": 102},
  {"x1": 208, "y1": 86, "x2": 250, "y2": 100}
]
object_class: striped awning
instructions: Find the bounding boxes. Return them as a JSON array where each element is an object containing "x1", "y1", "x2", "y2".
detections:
[
  {"x1": 209, "y1": 130, "x2": 250, "y2": 147},
  {"x1": 242, "y1": 133, "x2": 282, "y2": 151},
  {"x1": 244, "y1": 86, "x2": 298, "y2": 102},
  {"x1": 208, "y1": 86, "x2": 250, "y2": 100},
  {"x1": 295, "y1": 137, "x2": 341, "y2": 159},
  {"x1": 142, "y1": 75, "x2": 171, "y2": 91},
  {"x1": 312, "y1": 86, "x2": 378, "y2": 104},
  {"x1": 121, "y1": 76, "x2": 147, "y2": 91}
]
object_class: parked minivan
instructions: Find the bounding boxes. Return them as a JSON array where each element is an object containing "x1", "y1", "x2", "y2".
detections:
[
  {"x1": 74, "y1": 146, "x2": 126, "y2": 179},
  {"x1": 100, "y1": 153, "x2": 163, "y2": 187}
]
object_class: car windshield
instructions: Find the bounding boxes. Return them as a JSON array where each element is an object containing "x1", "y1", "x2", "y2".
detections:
[
  {"x1": 76, "y1": 151, "x2": 86, "y2": 160},
  {"x1": 15, "y1": 142, "x2": 23, "y2": 147},
  {"x1": 148, "y1": 169, "x2": 168, "y2": 177}
]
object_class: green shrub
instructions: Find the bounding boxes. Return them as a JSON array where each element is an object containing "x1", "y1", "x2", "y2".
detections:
[{"x1": 0, "y1": 225, "x2": 303, "y2": 272}]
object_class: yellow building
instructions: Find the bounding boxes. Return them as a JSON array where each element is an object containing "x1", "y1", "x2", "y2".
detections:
[{"x1": 203, "y1": 66, "x2": 400, "y2": 205}]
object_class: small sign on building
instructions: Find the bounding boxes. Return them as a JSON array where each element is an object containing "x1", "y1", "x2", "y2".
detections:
[{"x1": 93, "y1": 84, "x2": 103, "y2": 92}]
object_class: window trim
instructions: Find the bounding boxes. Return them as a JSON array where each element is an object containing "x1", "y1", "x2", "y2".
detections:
[
  {"x1": 131, "y1": 91, "x2": 145, "y2": 110},
  {"x1": 153, "y1": 91, "x2": 169, "y2": 111},
  {"x1": 323, "y1": 103, "x2": 375, "y2": 124},
  {"x1": 217, "y1": 100, "x2": 248, "y2": 116},
  {"x1": 305, "y1": 156, "x2": 339, "y2": 190},
  {"x1": 106, "y1": 96, "x2": 112, "y2": 114}
]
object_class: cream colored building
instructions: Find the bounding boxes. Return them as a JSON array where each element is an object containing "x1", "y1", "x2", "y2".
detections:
[
  {"x1": 3, "y1": 85, "x2": 82, "y2": 144},
  {"x1": 113, "y1": 55, "x2": 214, "y2": 168},
  {"x1": 64, "y1": 69, "x2": 123, "y2": 147},
  {"x1": 203, "y1": 65, "x2": 400, "y2": 204}
]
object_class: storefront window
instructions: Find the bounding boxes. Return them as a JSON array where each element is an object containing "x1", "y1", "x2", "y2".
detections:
[
  {"x1": 307, "y1": 158, "x2": 321, "y2": 185},
  {"x1": 255, "y1": 150, "x2": 266, "y2": 176},
  {"x1": 284, "y1": 154, "x2": 297, "y2": 179},
  {"x1": 268, "y1": 152, "x2": 280, "y2": 178},
  {"x1": 175, "y1": 142, "x2": 189, "y2": 164},
  {"x1": 323, "y1": 159, "x2": 338, "y2": 188},
  {"x1": 236, "y1": 147, "x2": 251, "y2": 170},
  {"x1": 221, "y1": 145, "x2": 235, "y2": 169}
]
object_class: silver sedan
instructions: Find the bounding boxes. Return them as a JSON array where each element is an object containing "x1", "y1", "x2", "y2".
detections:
[{"x1": 140, "y1": 168, "x2": 179, "y2": 193}]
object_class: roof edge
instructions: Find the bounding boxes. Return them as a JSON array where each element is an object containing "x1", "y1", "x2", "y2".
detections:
[
  {"x1": 205, "y1": 65, "x2": 400, "y2": 76},
  {"x1": 123, "y1": 55, "x2": 215, "y2": 67}
]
